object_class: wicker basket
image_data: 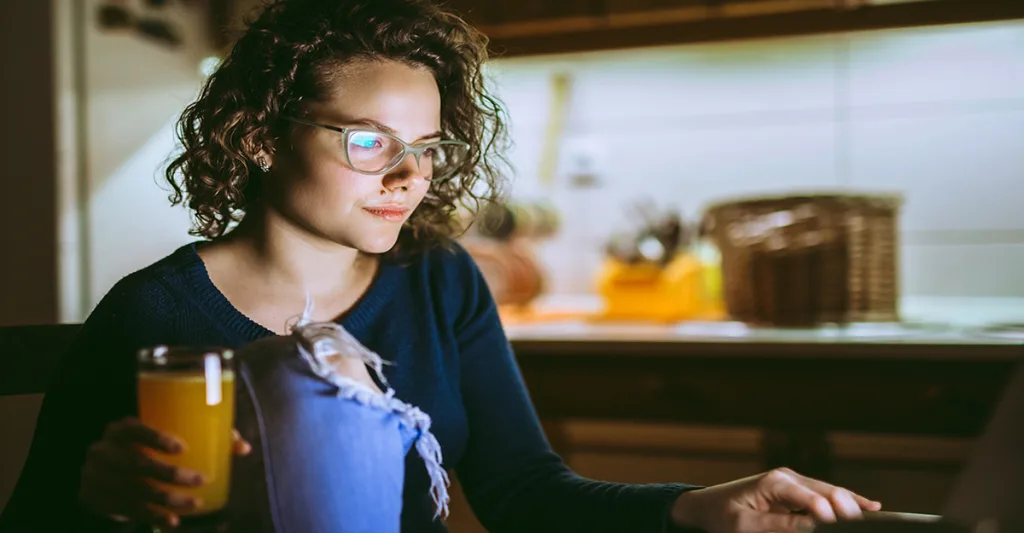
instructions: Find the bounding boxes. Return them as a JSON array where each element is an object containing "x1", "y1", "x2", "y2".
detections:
[{"x1": 703, "y1": 193, "x2": 902, "y2": 327}]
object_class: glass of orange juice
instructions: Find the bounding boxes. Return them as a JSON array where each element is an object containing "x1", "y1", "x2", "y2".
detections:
[{"x1": 137, "y1": 346, "x2": 236, "y2": 516}]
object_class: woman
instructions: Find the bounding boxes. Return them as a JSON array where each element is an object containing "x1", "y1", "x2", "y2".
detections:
[{"x1": 1, "y1": 0, "x2": 881, "y2": 531}]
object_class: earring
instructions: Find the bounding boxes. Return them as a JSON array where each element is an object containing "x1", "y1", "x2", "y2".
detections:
[{"x1": 257, "y1": 156, "x2": 270, "y2": 173}]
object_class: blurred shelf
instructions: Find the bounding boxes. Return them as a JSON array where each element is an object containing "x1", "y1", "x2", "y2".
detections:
[
  {"x1": 471, "y1": 0, "x2": 1024, "y2": 58},
  {"x1": 212, "y1": 0, "x2": 1024, "y2": 57}
]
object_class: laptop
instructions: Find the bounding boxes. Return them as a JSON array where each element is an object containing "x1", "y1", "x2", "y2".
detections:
[
  {"x1": 940, "y1": 358, "x2": 1024, "y2": 528},
  {"x1": 820, "y1": 360, "x2": 1024, "y2": 533}
]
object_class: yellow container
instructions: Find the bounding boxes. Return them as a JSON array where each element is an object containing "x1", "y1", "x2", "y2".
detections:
[
  {"x1": 596, "y1": 255, "x2": 705, "y2": 322},
  {"x1": 137, "y1": 347, "x2": 236, "y2": 516},
  {"x1": 138, "y1": 371, "x2": 236, "y2": 514}
]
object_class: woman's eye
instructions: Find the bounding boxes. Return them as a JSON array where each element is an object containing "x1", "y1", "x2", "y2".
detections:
[{"x1": 349, "y1": 133, "x2": 383, "y2": 149}]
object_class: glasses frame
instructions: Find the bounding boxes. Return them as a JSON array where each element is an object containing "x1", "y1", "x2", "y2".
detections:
[{"x1": 283, "y1": 116, "x2": 470, "y2": 182}]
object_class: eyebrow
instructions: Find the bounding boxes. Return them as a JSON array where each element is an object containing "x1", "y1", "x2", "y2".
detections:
[{"x1": 346, "y1": 118, "x2": 444, "y2": 143}]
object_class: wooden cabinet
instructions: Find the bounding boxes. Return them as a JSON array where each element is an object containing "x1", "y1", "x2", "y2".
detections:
[
  {"x1": 213, "y1": 0, "x2": 1024, "y2": 57},
  {"x1": 444, "y1": 0, "x2": 601, "y2": 24},
  {"x1": 491, "y1": 0, "x2": 603, "y2": 24},
  {"x1": 442, "y1": 330, "x2": 1018, "y2": 529},
  {"x1": 443, "y1": 422, "x2": 975, "y2": 531},
  {"x1": 502, "y1": 335, "x2": 1018, "y2": 521},
  {"x1": 559, "y1": 424, "x2": 973, "y2": 513},
  {"x1": 440, "y1": 0, "x2": 1024, "y2": 58},
  {"x1": 436, "y1": 0, "x2": 497, "y2": 26}
]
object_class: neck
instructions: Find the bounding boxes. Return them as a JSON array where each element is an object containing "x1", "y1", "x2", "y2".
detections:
[{"x1": 224, "y1": 206, "x2": 375, "y2": 296}]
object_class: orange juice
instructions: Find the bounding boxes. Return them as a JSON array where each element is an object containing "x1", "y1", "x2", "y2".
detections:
[{"x1": 137, "y1": 370, "x2": 235, "y2": 515}]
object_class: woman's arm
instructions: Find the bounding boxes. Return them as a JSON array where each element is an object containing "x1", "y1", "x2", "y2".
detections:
[
  {"x1": 0, "y1": 276, "x2": 177, "y2": 530},
  {"x1": 450, "y1": 251, "x2": 699, "y2": 533}
]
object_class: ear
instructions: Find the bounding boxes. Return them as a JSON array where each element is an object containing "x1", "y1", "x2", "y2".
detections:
[
  {"x1": 249, "y1": 139, "x2": 275, "y2": 172},
  {"x1": 255, "y1": 148, "x2": 273, "y2": 170},
  {"x1": 242, "y1": 134, "x2": 274, "y2": 171}
]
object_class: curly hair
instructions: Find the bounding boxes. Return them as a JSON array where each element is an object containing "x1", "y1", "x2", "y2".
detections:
[{"x1": 165, "y1": 0, "x2": 509, "y2": 254}]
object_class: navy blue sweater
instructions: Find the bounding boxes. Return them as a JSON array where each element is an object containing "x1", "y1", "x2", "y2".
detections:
[{"x1": 3, "y1": 242, "x2": 695, "y2": 532}]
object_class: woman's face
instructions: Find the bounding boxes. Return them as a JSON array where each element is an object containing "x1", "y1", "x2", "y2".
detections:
[{"x1": 265, "y1": 59, "x2": 442, "y2": 254}]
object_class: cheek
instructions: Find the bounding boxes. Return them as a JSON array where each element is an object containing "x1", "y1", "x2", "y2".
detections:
[
  {"x1": 294, "y1": 165, "x2": 378, "y2": 214},
  {"x1": 323, "y1": 170, "x2": 380, "y2": 207},
  {"x1": 410, "y1": 184, "x2": 430, "y2": 208},
  {"x1": 278, "y1": 140, "x2": 376, "y2": 210}
]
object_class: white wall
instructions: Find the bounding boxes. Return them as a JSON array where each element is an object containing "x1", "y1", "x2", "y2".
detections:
[
  {"x1": 80, "y1": 0, "x2": 212, "y2": 315},
  {"x1": 66, "y1": 16, "x2": 1024, "y2": 318},
  {"x1": 490, "y1": 20, "x2": 1024, "y2": 301}
]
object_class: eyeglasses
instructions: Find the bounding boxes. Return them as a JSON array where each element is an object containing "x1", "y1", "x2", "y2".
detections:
[{"x1": 284, "y1": 117, "x2": 470, "y2": 182}]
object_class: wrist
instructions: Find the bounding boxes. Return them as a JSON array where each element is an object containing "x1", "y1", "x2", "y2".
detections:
[{"x1": 670, "y1": 489, "x2": 707, "y2": 532}]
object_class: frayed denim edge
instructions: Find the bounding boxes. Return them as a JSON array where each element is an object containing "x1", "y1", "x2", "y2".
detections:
[{"x1": 290, "y1": 312, "x2": 451, "y2": 520}]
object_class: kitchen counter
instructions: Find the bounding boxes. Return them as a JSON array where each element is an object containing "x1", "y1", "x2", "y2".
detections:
[
  {"x1": 507, "y1": 318, "x2": 1023, "y2": 482},
  {"x1": 505, "y1": 320, "x2": 1024, "y2": 360}
]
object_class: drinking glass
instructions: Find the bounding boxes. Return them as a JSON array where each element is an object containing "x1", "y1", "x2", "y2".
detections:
[{"x1": 137, "y1": 346, "x2": 236, "y2": 516}]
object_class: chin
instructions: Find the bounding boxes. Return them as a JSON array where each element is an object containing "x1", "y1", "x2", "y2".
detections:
[{"x1": 352, "y1": 232, "x2": 402, "y2": 255}]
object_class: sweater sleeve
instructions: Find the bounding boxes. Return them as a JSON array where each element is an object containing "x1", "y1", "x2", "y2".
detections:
[
  {"x1": 0, "y1": 274, "x2": 181, "y2": 531},
  {"x1": 448, "y1": 248, "x2": 700, "y2": 533}
]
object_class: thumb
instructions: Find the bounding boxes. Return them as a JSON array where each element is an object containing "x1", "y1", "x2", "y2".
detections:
[
  {"x1": 232, "y1": 429, "x2": 252, "y2": 456},
  {"x1": 739, "y1": 509, "x2": 817, "y2": 533}
]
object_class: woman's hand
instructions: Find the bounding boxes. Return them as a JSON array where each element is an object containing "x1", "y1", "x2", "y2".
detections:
[
  {"x1": 670, "y1": 468, "x2": 882, "y2": 533},
  {"x1": 78, "y1": 417, "x2": 251, "y2": 529}
]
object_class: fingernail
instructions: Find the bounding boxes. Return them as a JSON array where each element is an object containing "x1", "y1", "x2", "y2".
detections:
[
  {"x1": 167, "y1": 439, "x2": 183, "y2": 453},
  {"x1": 796, "y1": 519, "x2": 816, "y2": 533},
  {"x1": 192, "y1": 473, "x2": 205, "y2": 486}
]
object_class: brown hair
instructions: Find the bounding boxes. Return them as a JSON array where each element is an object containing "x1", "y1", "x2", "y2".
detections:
[{"x1": 165, "y1": 0, "x2": 509, "y2": 254}]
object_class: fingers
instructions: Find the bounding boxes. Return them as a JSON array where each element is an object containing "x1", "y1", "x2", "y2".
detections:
[
  {"x1": 814, "y1": 486, "x2": 860, "y2": 520},
  {"x1": 80, "y1": 418, "x2": 224, "y2": 527},
  {"x1": 91, "y1": 441, "x2": 205, "y2": 487},
  {"x1": 81, "y1": 496, "x2": 179, "y2": 529},
  {"x1": 84, "y1": 446, "x2": 203, "y2": 499},
  {"x1": 143, "y1": 504, "x2": 182, "y2": 530},
  {"x1": 137, "y1": 479, "x2": 203, "y2": 511},
  {"x1": 82, "y1": 464, "x2": 196, "y2": 529},
  {"x1": 105, "y1": 418, "x2": 183, "y2": 454},
  {"x1": 763, "y1": 471, "x2": 837, "y2": 523},
  {"x1": 783, "y1": 469, "x2": 882, "y2": 515},
  {"x1": 836, "y1": 488, "x2": 881, "y2": 512},
  {"x1": 232, "y1": 429, "x2": 252, "y2": 456},
  {"x1": 132, "y1": 453, "x2": 206, "y2": 487},
  {"x1": 740, "y1": 509, "x2": 816, "y2": 533}
]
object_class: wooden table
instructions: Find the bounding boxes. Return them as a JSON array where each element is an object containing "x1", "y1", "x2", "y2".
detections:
[{"x1": 507, "y1": 322, "x2": 1023, "y2": 481}]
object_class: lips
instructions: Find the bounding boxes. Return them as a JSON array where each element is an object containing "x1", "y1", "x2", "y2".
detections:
[{"x1": 363, "y1": 205, "x2": 410, "y2": 222}]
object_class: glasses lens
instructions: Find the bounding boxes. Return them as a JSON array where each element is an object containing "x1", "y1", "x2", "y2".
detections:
[{"x1": 346, "y1": 130, "x2": 402, "y2": 173}]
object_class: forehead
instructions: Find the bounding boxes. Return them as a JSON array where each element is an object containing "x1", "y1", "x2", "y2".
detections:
[{"x1": 306, "y1": 59, "x2": 441, "y2": 135}]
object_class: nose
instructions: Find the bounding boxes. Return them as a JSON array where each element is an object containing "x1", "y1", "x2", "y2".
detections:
[{"x1": 381, "y1": 151, "x2": 429, "y2": 191}]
